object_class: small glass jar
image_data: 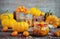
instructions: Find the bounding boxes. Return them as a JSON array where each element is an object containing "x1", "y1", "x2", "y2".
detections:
[
  {"x1": 14, "y1": 12, "x2": 25, "y2": 22},
  {"x1": 32, "y1": 15, "x2": 44, "y2": 26},
  {"x1": 33, "y1": 22, "x2": 49, "y2": 36}
]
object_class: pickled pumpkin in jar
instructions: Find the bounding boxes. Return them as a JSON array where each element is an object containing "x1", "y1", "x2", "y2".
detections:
[{"x1": 33, "y1": 22, "x2": 49, "y2": 36}]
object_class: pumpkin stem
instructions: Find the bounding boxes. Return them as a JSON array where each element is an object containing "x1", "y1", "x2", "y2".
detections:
[
  {"x1": 49, "y1": 10, "x2": 53, "y2": 15},
  {"x1": 5, "y1": 10, "x2": 9, "y2": 13},
  {"x1": 3, "y1": 15, "x2": 10, "y2": 19}
]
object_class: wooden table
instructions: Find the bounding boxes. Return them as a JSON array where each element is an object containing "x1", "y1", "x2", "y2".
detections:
[{"x1": 0, "y1": 23, "x2": 60, "y2": 39}]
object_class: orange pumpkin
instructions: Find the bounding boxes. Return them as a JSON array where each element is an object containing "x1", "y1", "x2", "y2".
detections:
[
  {"x1": 46, "y1": 15, "x2": 59, "y2": 28},
  {"x1": 11, "y1": 31, "x2": 18, "y2": 36},
  {"x1": 23, "y1": 31, "x2": 29, "y2": 37},
  {"x1": 2, "y1": 27, "x2": 8, "y2": 32},
  {"x1": 54, "y1": 30, "x2": 60, "y2": 37}
]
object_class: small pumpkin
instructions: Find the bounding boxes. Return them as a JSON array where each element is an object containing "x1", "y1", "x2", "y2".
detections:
[
  {"x1": 1, "y1": 15, "x2": 16, "y2": 31},
  {"x1": 23, "y1": 31, "x2": 29, "y2": 37},
  {"x1": 30, "y1": 7, "x2": 44, "y2": 16},
  {"x1": 11, "y1": 31, "x2": 18, "y2": 36},
  {"x1": 46, "y1": 15, "x2": 59, "y2": 28},
  {"x1": 0, "y1": 10, "x2": 14, "y2": 20},
  {"x1": 54, "y1": 30, "x2": 60, "y2": 37},
  {"x1": 44, "y1": 10, "x2": 53, "y2": 21},
  {"x1": 30, "y1": 7, "x2": 37, "y2": 16}
]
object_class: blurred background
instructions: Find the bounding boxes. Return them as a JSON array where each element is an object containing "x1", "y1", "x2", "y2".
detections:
[{"x1": 0, "y1": 0, "x2": 60, "y2": 17}]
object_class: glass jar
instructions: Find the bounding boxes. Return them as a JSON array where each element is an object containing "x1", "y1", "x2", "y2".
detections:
[
  {"x1": 32, "y1": 16, "x2": 44, "y2": 27},
  {"x1": 33, "y1": 22, "x2": 49, "y2": 36},
  {"x1": 14, "y1": 12, "x2": 25, "y2": 22}
]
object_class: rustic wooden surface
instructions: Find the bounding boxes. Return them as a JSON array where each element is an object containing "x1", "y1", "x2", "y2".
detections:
[{"x1": 0, "y1": 22, "x2": 60, "y2": 39}]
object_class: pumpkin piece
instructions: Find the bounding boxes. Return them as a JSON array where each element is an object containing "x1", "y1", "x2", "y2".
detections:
[
  {"x1": 2, "y1": 27, "x2": 8, "y2": 32},
  {"x1": 23, "y1": 31, "x2": 29, "y2": 37},
  {"x1": 11, "y1": 31, "x2": 18, "y2": 36},
  {"x1": 54, "y1": 32, "x2": 60, "y2": 37},
  {"x1": 54, "y1": 30, "x2": 60, "y2": 37}
]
